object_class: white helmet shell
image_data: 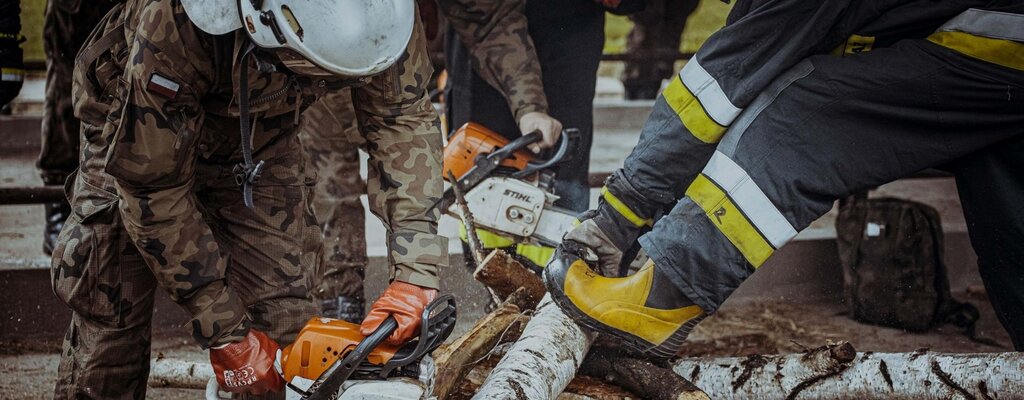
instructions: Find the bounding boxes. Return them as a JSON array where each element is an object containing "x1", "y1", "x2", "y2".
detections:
[
  {"x1": 182, "y1": 0, "x2": 415, "y2": 78},
  {"x1": 182, "y1": 0, "x2": 242, "y2": 35}
]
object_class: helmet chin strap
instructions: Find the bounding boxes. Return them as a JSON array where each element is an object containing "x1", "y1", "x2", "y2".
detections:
[{"x1": 233, "y1": 41, "x2": 264, "y2": 209}]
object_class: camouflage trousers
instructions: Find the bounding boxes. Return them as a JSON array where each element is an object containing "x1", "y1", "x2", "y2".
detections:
[
  {"x1": 39, "y1": 0, "x2": 118, "y2": 180},
  {"x1": 51, "y1": 137, "x2": 319, "y2": 400},
  {"x1": 299, "y1": 88, "x2": 369, "y2": 301}
]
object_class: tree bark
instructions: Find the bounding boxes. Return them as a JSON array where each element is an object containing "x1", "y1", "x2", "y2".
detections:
[
  {"x1": 148, "y1": 357, "x2": 212, "y2": 389},
  {"x1": 673, "y1": 343, "x2": 1024, "y2": 399},
  {"x1": 471, "y1": 295, "x2": 594, "y2": 400},
  {"x1": 473, "y1": 250, "x2": 546, "y2": 309},
  {"x1": 430, "y1": 290, "x2": 532, "y2": 399},
  {"x1": 580, "y1": 350, "x2": 709, "y2": 400}
]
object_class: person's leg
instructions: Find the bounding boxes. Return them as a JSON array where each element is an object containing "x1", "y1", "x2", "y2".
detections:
[
  {"x1": 51, "y1": 190, "x2": 156, "y2": 399},
  {"x1": 299, "y1": 88, "x2": 369, "y2": 322},
  {"x1": 548, "y1": 38, "x2": 1024, "y2": 358},
  {"x1": 645, "y1": 39, "x2": 1024, "y2": 313},
  {"x1": 950, "y1": 138, "x2": 1024, "y2": 350},
  {"x1": 198, "y1": 136, "x2": 319, "y2": 349},
  {"x1": 39, "y1": 0, "x2": 118, "y2": 254},
  {"x1": 525, "y1": 5, "x2": 604, "y2": 213}
]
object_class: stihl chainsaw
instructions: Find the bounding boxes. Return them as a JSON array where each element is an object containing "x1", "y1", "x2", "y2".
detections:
[
  {"x1": 207, "y1": 295, "x2": 457, "y2": 400},
  {"x1": 436, "y1": 123, "x2": 581, "y2": 252}
]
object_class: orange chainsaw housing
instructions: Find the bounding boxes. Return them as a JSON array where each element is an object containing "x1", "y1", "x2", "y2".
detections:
[
  {"x1": 280, "y1": 318, "x2": 401, "y2": 383},
  {"x1": 444, "y1": 122, "x2": 535, "y2": 180}
]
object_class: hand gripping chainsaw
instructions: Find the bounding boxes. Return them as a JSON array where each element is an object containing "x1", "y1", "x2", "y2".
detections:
[{"x1": 436, "y1": 123, "x2": 581, "y2": 256}]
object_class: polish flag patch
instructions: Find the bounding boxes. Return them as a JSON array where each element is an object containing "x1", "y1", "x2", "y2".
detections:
[{"x1": 147, "y1": 73, "x2": 180, "y2": 99}]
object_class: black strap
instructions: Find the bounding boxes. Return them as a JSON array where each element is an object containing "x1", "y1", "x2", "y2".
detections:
[
  {"x1": 233, "y1": 42, "x2": 264, "y2": 209},
  {"x1": 77, "y1": 20, "x2": 125, "y2": 69}
]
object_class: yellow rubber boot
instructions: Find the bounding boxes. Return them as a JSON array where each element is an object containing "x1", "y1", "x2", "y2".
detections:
[{"x1": 544, "y1": 248, "x2": 705, "y2": 359}]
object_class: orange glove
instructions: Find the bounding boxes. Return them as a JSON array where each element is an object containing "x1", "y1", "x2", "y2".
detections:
[
  {"x1": 209, "y1": 329, "x2": 285, "y2": 395},
  {"x1": 361, "y1": 281, "x2": 438, "y2": 345}
]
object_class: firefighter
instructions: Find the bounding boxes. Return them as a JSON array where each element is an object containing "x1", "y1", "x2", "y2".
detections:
[
  {"x1": 50, "y1": 1, "x2": 447, "y2": 397},
  {"x1": 545, "y1": 0, "x2": 1024, "y2": 359}
]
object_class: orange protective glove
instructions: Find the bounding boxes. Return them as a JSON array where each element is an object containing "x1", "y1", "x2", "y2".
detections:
[
  {"x1": 360, "y1": 281, "x2": 438, "y2": 345},
  {"x1": 209, "y1": 329, "x2": 285, "y2": 395}
]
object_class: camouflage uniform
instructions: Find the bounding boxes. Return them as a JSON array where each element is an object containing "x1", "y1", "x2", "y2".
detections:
[
  {"x1": 51, "y1": 1, "x2": 446, "y2": 398},
  {"x1": 38, "y1": 0, "x2": 119, "y2": 254},
  {"x1": 298, "y1": 89, "x2": 368, "y2": 320}
]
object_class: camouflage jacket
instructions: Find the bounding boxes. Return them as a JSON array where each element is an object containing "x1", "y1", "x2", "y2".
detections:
[
  {"x1": 73, "y1": 0, "x2": 447, "y2": 347},
  {"x1": 439, "y1": 0, "x2": 548, "y2": 121}
]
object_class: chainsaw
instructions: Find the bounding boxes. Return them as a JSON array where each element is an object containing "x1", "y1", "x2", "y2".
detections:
[
  {"x1": 206, "y1": 295, "x2": 457, "y2": 400},
  {"x1": 436, "y1": 123, "x2": 581, "y2": 254}
]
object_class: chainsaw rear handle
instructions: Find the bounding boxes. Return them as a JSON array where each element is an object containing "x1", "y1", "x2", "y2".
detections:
[
  {"x1": 514, "y1": 128, "x2": 580, "y2": 178},
  {"x1": 379, "y1": 294, "x2": 458, "y2": 378}
]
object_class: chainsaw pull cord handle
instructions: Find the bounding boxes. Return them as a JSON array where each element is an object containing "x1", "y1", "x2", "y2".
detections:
[{"x1": 513, "y1": 128, "x2": 580, "y2": 178}]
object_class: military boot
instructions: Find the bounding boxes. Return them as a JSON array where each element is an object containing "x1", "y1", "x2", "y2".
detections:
[
  {"x1": 320, "y1": 295, "x2": 366, "y2": 323},
  {"x1": 42, "y1": 174, "x2": 71, "y2": 256},
  {"x1": 544, "y1": 245, "x2": 705, "y2": 359}
]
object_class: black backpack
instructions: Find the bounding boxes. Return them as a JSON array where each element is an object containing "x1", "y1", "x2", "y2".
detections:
[{"x1": 836, "y1": 197, "x2": 978, "y2": 332}]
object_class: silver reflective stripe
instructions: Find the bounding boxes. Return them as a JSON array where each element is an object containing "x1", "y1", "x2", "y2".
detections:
[
  {"x1": 937, "y1": 8, "x2": 1024, "y2": 42},
  {"x1": 1, "y1": 69, "x2": 24, "y2": 82},
  {"x1": 679, "y1": 59, "x2": 743, "y2": 127},
  {"x1": 702, "y1": 151, "x2": 797, "y2": 249}
]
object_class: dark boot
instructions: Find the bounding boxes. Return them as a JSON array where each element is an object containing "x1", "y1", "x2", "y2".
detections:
[{"x1": 42, "y1": 173, "x2": 70, "y2": 256}]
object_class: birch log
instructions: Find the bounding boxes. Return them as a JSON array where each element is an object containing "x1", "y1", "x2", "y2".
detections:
[
  {"x1": 674, "y1": 344, "x2": 1024, "y2": 399},
  {"x1": 471, "y1": 295, "x2": 594, "y2": 400},
  {"x1": 148, "y1": 357, "x2": 213, "y2": 389},
  {"x1": 430, "y1": 290, "x2": 532, "y2": 399}
]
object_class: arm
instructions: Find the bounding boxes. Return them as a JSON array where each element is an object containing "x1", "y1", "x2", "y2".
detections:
[
  {"x1": 105, "y1": 2, "x2": 248, "y2": 349},
  {"x1": 351, "y1": 16, "x2": 449, "y2": 290},
  {"x1": 438, "y1": 0, "x2": 548, "y2": 123}
]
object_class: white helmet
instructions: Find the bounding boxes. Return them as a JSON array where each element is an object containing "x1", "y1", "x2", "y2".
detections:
[{"x1": 181, "y1": 0, "x2": 415, "y2": 77}]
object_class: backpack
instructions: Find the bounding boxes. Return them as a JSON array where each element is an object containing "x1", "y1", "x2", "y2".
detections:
[{"x1": 836, "y1": 197, "x2": 978, "y2": 332}]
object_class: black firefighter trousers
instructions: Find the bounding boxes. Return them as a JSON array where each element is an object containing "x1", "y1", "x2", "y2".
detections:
[{"x1": 628, "y1": 39, "x2": 1024, "y2": 349}]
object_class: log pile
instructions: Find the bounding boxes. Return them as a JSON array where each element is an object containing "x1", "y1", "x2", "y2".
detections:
[
  {"x1": 429, "y1": 249, "x2": 708, "y2": 400},
  {"x1": 144, "y1": 248, "x2": 1023, "y2": 399}
]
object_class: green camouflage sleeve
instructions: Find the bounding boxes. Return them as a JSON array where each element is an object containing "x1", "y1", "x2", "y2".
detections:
[
  {"x1": 439, "y1": 0, "x2": 548, "y2": 121},
  {"x1": 105, "y1": 0, "x2": 249, "y2": 348},
  {"x1": 351, "y1": 16, "x2": 448, "y2": 289}
]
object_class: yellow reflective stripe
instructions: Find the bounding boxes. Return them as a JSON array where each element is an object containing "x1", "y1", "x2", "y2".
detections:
[
  {"x1": 686, "y1": 174, "x2": 773, "y2": 268},
  {"x1": 842, "y1": 34, "x2": 875, "y2": 56},
  {"x1": 703, "y1": 151, "x2": 797, "y2": 249},
  {"x1": 457, "y1": 224, "x2": 516, "y2": 248},
  {"x1": 928, "y1": 31, "x2": 1024, "y2": 72},
  {"x1": 1, "y1": 67, "x2": 25, "y2": 82},
  {"x1": 515, "y1": 243, "x2": 555, "y2": 267},
  {"x1": 601, "y1": 186, "x2": 652, "y2": 228},
  {"x1": 662, "y1": 75, "x2": 728, "y2": 144}
]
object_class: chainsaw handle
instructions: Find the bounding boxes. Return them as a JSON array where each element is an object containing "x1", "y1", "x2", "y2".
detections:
[
  {"x1": 205, "y1": 378, "x2": 232, "y2": 400},
  {"x1": 513, "y1": 128, "x2": 580, "y2": 178},
  {"x1": 489, "y1": 130, "x2": 543, "y2": 160}
]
